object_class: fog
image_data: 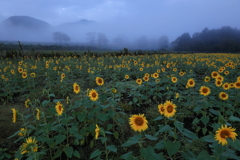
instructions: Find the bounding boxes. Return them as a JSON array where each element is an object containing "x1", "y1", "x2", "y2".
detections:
[{"x1": 0, "y1": 0, "x2": 240, "y2": 50}]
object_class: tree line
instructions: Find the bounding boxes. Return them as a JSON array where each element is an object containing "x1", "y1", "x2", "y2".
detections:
[{"x1": 171, "y1": 26, "x2": 240, "y2": 52}]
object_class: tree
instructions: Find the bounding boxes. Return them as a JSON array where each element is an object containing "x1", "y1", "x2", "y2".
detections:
[
  {"x1": 97, "y1": 33, "x2": 108, "y2": 46},
  {"x1": 85, "y1": 32, "x2": 96, "y2": 45},
  {"x1": 53, "y1": 32, "x2": 70, "y2": 43},
  {"x1": 158, "y1": 35, "x2": 169, "y2": 49}
]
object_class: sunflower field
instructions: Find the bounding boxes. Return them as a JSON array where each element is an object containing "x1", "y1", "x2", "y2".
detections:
[{"x1": 0, "y1": 51, "x2": 240, "y2": 160}]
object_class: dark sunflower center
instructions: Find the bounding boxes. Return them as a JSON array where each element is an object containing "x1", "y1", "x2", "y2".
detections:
[
  {"x1": 236, "y1": 82, "x2": 240, "y2": 87},
  {"x1": 221, "y1": 93, "x2": 226, "y2": 98},
  {"x1": 160, "y1": 107, "x2": 165, "y2": 112},
  {"x1": 220, "y1": 130, "x2": 230, "y2": 138},
  {"x1": 75, "y1": 86, "x2": 79, "y2": 91},
  {"x1": 135, "y1": 117, "x2": 144, "y2": 126},
  {"x1": 217, "y1": 81, "x2": 221, "y2": 85},
  {"x1": 98, "y1": 79, "x2": 102, "y2": 83},
  {"x1": 92, "y1": 92, "x2": 97, "y2": 98},
  {"x1": 58, "y1": 106, "x2": 62, "y2": 111},
  {"x1": 167, "y1": 105, "x2": 173, "y2": 113},
  {"x1": 203, "y1": 88, "x2": 208, "y2": 93},
  {"x1": 189, "y1": 81, "x2": 193, "y2": 85},
  {"x1": 213, "y1": 73, "x2": 217, "y2": 76}
]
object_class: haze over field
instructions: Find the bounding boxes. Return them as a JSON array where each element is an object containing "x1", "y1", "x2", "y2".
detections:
[{"x1": 0, "y1": 0, "x2": 240, "y2": 49}]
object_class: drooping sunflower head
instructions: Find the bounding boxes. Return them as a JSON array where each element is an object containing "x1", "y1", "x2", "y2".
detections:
[
  {"x1": 199, "y1": 86, "x2": 211, "y2": 96},
  {"x1": 187, "y1": 78, "x2": 195, "y2": 87},
  {"x1": 12, "y1": 108, "x2": 17, "y2": 123},
  {"x1": 219, "y1": 92, "x2": 228, "y2": 100},
  {"x1": 96, "y1": 77, "x2": 104, "y2": 86},
  {"x1": 136, "y1": 78, "x2": 142, "y2": 85},
  {"x1": 36, "y1": 109, "x2": 40, "y2": 120},
  {"x1": 211, "y1": 71, "x2": 219, "y2": 78},
  {"x1": 25, "y1": 99, "x2": 30, "y2": 108},
  {"x1": 129, "y1": 114, "x2": 148, "y2": 132},
  {"x1": 158, "y1": 104, "x2": 165, "y2": 115},
  {"x1": 73, "y1": 83, "x2": 80, "y2": 94},
  {"x1": 89, "y1": 89, "x2": 99, "y2": 101},
  {"x1": 163, "y1": 101, "x2": 177, "y2": 118},
  {"x1": 215, "y1": 125, "x2": 238, "y2": 146},
  {"x1": 95, "y1": 124, "x2": 100, "y2": 139},
  {"x1": 20, "y1": 137, "x2": 38, "y2": 154},
  {"x1": 18, "y1": 128, "x2": 27, "y2": 137},
  {"x1": 55, "y1": 102, "x2": 64, "y2": 116}
]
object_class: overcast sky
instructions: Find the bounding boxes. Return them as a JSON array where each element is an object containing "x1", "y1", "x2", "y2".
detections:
[{"x1": 0, "y1": 0, "x2": 240, "y2": 41}]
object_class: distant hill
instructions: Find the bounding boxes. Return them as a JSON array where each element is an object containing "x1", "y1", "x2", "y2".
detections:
[
  {"x1": 1, "y1": 16, "x2": 51, "y2": 30},
  {"x1": 58, "y1": 19, "x2": 95, "y2": 28}
]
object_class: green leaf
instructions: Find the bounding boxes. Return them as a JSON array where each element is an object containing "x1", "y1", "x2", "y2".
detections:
[
  {"x1": 55, "y1": 134, "x2": 66, "y2": 145},
  {"x1": 165, "y1": 140, "x2": 181, "y2": 157},
  {"x1": 122, "y1": 135, "x2": 142, "y2": 147},
  {"x1": 182, "y1": 129, "x2": 198, "y2": 140},
  {"x1": 153, "y1": 115, "x2": 163, "y2": 121},
  {"x1": 201, "y1": 116, "x2": 210, "y2": 126},
  {"x1": 133, "y1": 97, "x2": 138, "y2": 103},
  {"x1": 192, "y1": 118, "x2": 199, "y2": 125},
  {"x1": 53, "y1": 149, "x2": 62, "y2": 159},
  {"x1": 107, "y1": 145, "x2": 117, "y2": 153},
  {"x1": 227, "y1": 139, "x2": 240, "y2": 151},
  {"x1": 140, "y1": 146, "x2": 165, "y2": 160},
  {"x1": 181, "y1": 150, "x2": 196, "y2": 160},
  {"x1": 194, "y1": 105, "x2": 203, "y2": 112},
  {"x1": 213, "y1": 142, "x2": 225, "y2": 156},
  {"x1": 154, "y1": 140, "x2": 165, "y2": 150},
  {"x1": 197, "y1": 151, "x2": 210, "y2": 160},
  {"x1": 53, "y1": 99, "x2": 65, "y2": 103},
  {"x1": 145, "y1": 135, "x2": 158, "y2": 140},
  {"x1": 201, "y1": 134, "x2": 215, "y2": 143},
  {"x1": 99, "y1": 137, "x2": 107, "y2": 143},
  {"x1": 209, "y1": 109, "x2": 219, "y2": 116},
  {"x1": 120, "y1": 151, "x2": 135, "y2": 160},
  {"x1": 73, "y1": 150, "x2": 81, "y2": 158},
  {"x1": 90, "y1": 149, "x2": 102, "y2": 159},
  {"x1": 64, "y1": 146, "x2": 73, "y2": 158},
  {"x1": 222, "y1": 148, "x2": 240, "y2": 159},
  {"x1": 77, "y1": 111, "x2": 87, "y2": 122},
  {"x1": 174, "y1": 121, "x2": 184, "y2": 132},
  {"x1": 202, "y1": 127, "x2": 207, "y2": 135},
  {"x1": 113, "y1": 131, "x2": 119, "y2": 139},
  {"x1": 42, "y1": 100, "x2": 50, "y2": 107},
  {"x1": 228, "y1": 116, "x2": 240, "y2": 122},
  {"x1": 159, "y1": 125, "x2": 172, "y2": 132},
  {"x1": 97, "y1": 113, "x2": 109, "y2": 121}
]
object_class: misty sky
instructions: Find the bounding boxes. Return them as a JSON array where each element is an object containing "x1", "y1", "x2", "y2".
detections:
[{"x1": 0, "y1": 0, "x2": 240, "y2": 41}]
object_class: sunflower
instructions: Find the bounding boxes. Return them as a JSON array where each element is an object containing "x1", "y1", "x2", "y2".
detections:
[
  {"x1": 89, "y1": 89, "x2": 99, "y2": 101},
  {"x1": 125, "y1": 75, "x2": 129, "y2": 79},
  {"x1": 171, "y1": 77, "x2": 178, "y2": 83},
  {"x1": 153, "y1": 73, "x2": 159, "y2": 78},
  {"x1": 235, "y1": 81, "x2": 240, "y2": 89},
  {"x1": 143, "y1": 76, "x2": 149, "y2": 82},
  {"x1": 237, "y1": 77, "x2": 240, "y2": 81},
  {"x1": 11, "y1": 69, "x2": 15, "y2": 74},
  {"x1": 224, "y1": 71, "x2": 229, "y2": 75},
  {"x1": 20, "y1": 137, "x2": 38, "y2": 154},
  {"x1": 55, "y1": 102, "x2": 64, "y2": 116},
  {"x1": 175, "y1": 93, "x2": 179, "y2": 99},
  {"x1": 155, "y1": 79, "x2": 160, "y2": 83},
  {"x1": 22, "y1": 72, "x2": 27, "y2": 78},
  {"x1": 204, "y1": 76, "x2": 211, "y2": 82},
  {"x1": 211, "y1": 71, "x2": 219, "y2": 79},
  {"x1": 25, "y1": 99, "x2": 30, "y2": 108},
  {"x1": 215, "y1": 80, "x2": 222, "y2": 87},
  {"x1": 199, "y1": 86, "x2": 211, "y2": 96},
  {"x1": 18, "y1": 128, "x2": 27, "y2": 137},
  {"x1": 129, "y1": 114, "x2": 148, "y2": 132},
  {"x1": 144, "y1": 73, "x2": 150, "y2": 77},
  {"x1": 30, "y1": 73, "x2": 36, "y2": 78},
  {"x1": 18, "y1": 67, "x2": 23, "y2": 73},
  {"x1": 222, "y1": 83, "x2": 230, "y2": 90},
  {"x1": 173, "y1": 68, "x2": 177, "y2": 72},
  {"x1": 158, "y1": 104, "x2": 165, "y2": 115},
  {"x1": 36, "y1": 109, "x2": 40, "y2": 120},
  {"x1": 163, "y1": 101, "x2": 177, "y2": 118},
  {"x1": 73, "y1": 83, "x2": 80, "y2": 94},
  {"x1": 216, "y1": 75, "x2": 224, "y2": 82},
  {"x1": 12, "y1": 108, "x2": 17, "y2": 123},
  {"x1": 139, "y1": 67, "x2": 143, "y2": 71},
  {"x1": 219, "y1": 92, "x2": 228, "y2": 100},
  {"x1": 96, "y1": 77, "x2": 104, "y2": 86},
  {"x1": 95, "y1": 124, "x2": 100, "y2": 139},
  {"x1": 157, "y1": 69, "x2": 161, "y2": 73},
  {"x1": 187, "y1": 78, "x2": 195, "y2": 87},
  {"x1": 179, "y1": 72, "x2": 185, "y2": 76},
  {"x1": 136, "y1": 78, "x2": 142, "y2": 85},
  {"x1": 215, "y1": 125, "x2": 238, "y2": 146}
]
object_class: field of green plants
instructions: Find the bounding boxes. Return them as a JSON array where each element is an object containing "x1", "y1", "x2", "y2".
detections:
[{"x1": 0, "y1": 51, "x2": 240, "y2": 160}]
